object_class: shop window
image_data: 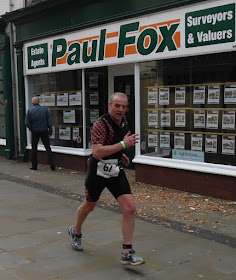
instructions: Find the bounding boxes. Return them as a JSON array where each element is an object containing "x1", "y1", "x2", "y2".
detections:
[
  {"x1": 0, "y1": 69, "x2": 6, "y2": 139},
  {"x1": 27, "y1": 70, "x2": 83, "y2": 148},
  {"x1": 85, "y1": 67, "x2": 108, "y2": 149},
  {"x1": 140, "y1": 52, "x2": 236, "y2": 166}
]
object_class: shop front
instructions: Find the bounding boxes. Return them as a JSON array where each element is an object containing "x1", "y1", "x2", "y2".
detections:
[
  {"x1": 4, "y1": 0, "x2": 236, "y2": 199},
  {"x1": 24, "y1": 62, "x2": 135, "y2": 171}
]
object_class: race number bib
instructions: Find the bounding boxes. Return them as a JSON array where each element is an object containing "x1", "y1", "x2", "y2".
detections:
[{"x1": 97, "y1": 159, "x2": 120, "y2": 178}]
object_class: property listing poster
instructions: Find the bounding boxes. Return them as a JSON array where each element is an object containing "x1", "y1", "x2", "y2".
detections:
[
  {"x1": 224, "y1": 85, "x2": 236, "y2": 104},
  {"x1": 191, "y1": 133, "x2": 203, "y2": 151},
  {"x1": 160, "y1": 132, "x2": 170, "y2": 149},
  {"x1": 90, "y1": 92, "x2": 99, "y2": 105},
  {"x1": 44, "y1": 93, "x2": 55, "y2": 106},
  {"x1": 148, "y1": 110, "x2": 158, "y2": 127},
  {"x1": 73, "y1": 127, "x2": 80, "y2": 141},
  {"x1": 69, "y1": 92, "x2": 82, "y2": 106},
  {"x1": 59, "y1": 127, "x2": 71, "y2": 140},
  {"x1": 90, "y1": 109, "x2": 99, "y2": 123},
  {"x1": 89, "y1": 74, "x2": 98, "y2": 88},
  {"x1": 222, "y1": 135, "x2": 235, "y2": 155},
  {"x1": 148, "y1": 88, "x2": 158, "y2": 105},
  {"x1": 194, "y1": 110, "x2": 205, "y2": 128},
  {"x1": 57, "y1": 93, "x2": 68, "y2": 106},
  {"x1": 174, "y1": 133, "x2": 185, "y2": 149},
  {"x1": 175, "y1": 110, "x2": 186, "y2": 127},
  {"x1": 63, "y1": 110, "x2": 75, "y2": 123},
  {"x1": 208, "y1": 85, "x2": 220, "y2": 104},
  {"x1": 175, "y1": 87, "x2": 186, "y2": 105},
  {"x1": 206, "y1": 110, "x2": 219, "y2": 129},
  {"x1": 160, "y1": 110, "x2": 171, "y2": 127},
  {"x1": 222, "y1": 110, "x2": 235, "y2": 130},
  {"x1": 159, "y1": 87, "x2": 169, "y2": 105},
  {"x1": 205, "y1": 134, "x2": 217, "y2": 153},
  {"x1": 148, "y1": 131, "x2": 158, "y2": 147},
  {"x1": 193, "y1": 86, "x2": 205, "y2": 104},
  {"x1": 36, "y1": 94, "x2": 45, "y2": 106}
]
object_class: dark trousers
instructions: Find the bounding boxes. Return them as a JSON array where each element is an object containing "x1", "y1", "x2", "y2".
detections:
[{"x1": 31, "y1": 132, "x2": 54, "y2": 168}]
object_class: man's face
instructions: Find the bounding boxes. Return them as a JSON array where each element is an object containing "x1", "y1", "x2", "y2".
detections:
[{"x1": 108, "y1": 95, "x2": 128, "y2": 125}]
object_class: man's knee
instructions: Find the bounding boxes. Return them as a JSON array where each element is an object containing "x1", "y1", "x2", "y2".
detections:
[
  {"x1": 83, "y1": 200, "x2": 96, "y2": 213},
  {"x1": 118, "y1": 194, "x2": 136, "y2": 215},
  {"x1": 121, "y1": 201, "x2": 136, "y2": 216},
  {"x1": 125, "y1": 204, "x2": 136, "y2": 215}
]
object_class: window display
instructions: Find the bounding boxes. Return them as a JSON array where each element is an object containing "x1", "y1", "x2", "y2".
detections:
[
  {"x1": 27, "y1": 70, "x2": 83, "y2": 148},
  {"x1": 85, "y1": 67, "x2": 108, "y2": 148},
  {"x1": 27, "y1": 67, "x2": 108, "y2": 150},
  {"x1": 140, "y1": 52, "x2": 236, "y2": 166}
]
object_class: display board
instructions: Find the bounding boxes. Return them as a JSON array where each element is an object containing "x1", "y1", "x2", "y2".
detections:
[{"x1": 145, "y1": 82, "x2": 236, "y2": 161}]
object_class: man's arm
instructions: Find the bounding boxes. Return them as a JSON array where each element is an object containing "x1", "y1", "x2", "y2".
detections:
[
  {"x1": 92, "y1": 131, "x2": 139, "y2": 159},
  {"x1": 25, "y1": 111, "x2": 32, "y2": 131},
  {"x1": 46, "y1": 109, "x2": 53, "y2": 135}
]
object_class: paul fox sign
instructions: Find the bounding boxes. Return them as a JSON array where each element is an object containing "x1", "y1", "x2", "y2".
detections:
[
  {"x1": 50, "y1": 21, "x2": 179, "y2": 67},
  {"x1": 25, "y1": 0, "x2": 236, "y2": 74},
  {"x1": 27, "y1": 17, "x2": 181, "y2": 72}
]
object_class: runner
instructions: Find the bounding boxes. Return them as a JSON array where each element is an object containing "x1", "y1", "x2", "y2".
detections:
[{"x1": 68, "y1": 92, "x2": 145, "y2": 266}]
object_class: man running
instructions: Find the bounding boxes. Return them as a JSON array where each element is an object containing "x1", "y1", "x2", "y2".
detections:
[{"x1": 68, "y1": 92, "x2": 145, "y2": 266}]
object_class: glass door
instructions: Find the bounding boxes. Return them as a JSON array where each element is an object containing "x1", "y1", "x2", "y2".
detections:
[{"x1": 114, "y1": 75, "x2": 135, "y2": 169}]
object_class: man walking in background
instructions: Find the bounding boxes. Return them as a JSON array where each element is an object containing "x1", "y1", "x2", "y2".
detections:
[{"x1": 25, "y1": 96, "x2": 55, "y2": 171}]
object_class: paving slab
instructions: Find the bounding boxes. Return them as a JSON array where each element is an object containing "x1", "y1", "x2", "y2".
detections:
[{"x1": 0, "y1": 157, "x2": 236, "y2": 279}]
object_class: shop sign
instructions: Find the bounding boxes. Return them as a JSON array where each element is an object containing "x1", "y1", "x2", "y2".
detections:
[
  {"x1": 28, "y1": 43, "x2": 48, "y2": 69},
  {"x1": 26, "y1": 19, "x2": 180, "y2": 72},
  {"x1": 172, "y1": 149, "x2": 204, "y2": 162},
  {"x1": 186, "y1": 3, "x2": 235, "y2": 48},
  {"x1": 50, "y1": 21, "x2": 179, "y2": 67},
  {"x1": 24, "y1": 0, "x2": 236, "y2": 74}
]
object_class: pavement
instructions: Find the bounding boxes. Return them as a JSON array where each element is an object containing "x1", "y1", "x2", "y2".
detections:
[{"x1": 0, "y1": 157, "x2": 236, "y2": 280}]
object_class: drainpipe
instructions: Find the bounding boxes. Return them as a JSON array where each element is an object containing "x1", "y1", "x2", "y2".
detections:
[{"x1": 9, "y1": 0, "x2": 20, "y2": 158}]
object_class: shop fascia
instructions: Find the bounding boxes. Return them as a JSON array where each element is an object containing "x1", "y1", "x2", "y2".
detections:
[
  {"x1": 51, "y1": 22, "x2": 178, "y2": 65},
  {"x1": 25, "y1": 0, "x2": 235, "y2": 74},
  {"x1": 27, "y1": 19, "x2": 180, "y2": 72}
]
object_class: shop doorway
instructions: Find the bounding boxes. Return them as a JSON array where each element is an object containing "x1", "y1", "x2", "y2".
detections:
[{"x1": 114, "y1": 75, "x2": 135, "y2": 169}]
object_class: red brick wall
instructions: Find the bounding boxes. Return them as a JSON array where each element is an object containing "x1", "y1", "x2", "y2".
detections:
[
  {"x1": 25, "y1": 150, "x2": 236, "y2": 200},
  {"x1": 135, "y1": 163, "x2": 236, "y2": 200},
  {"x1": 25, "y1": 150, "x2": 89, "y2": 172}
]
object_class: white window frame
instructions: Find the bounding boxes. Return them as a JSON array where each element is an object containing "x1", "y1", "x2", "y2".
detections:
[
  {"x1": 132, "y1": 62, "x2": 236, "y2": 178},
  {"x1": 24, "y1": 71, "x2": 92, "y2": 156}
]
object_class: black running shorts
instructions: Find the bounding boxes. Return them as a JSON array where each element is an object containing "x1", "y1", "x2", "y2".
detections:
[{"x1": 85, "y1": 157, "x2": 131, "y2": 202}]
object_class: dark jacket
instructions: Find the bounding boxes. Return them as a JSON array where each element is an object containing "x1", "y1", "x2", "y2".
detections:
[{"x1": 25, "y1": 104, "x2": 52, "y2": 135}]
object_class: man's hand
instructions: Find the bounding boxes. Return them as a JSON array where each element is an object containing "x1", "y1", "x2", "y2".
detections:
[
  {"x1": 123, "y1": 131, "x2": 140, "y2": 148},
  {"x1": 122, "y1": 154, "x2": 130, "y2": 167}
]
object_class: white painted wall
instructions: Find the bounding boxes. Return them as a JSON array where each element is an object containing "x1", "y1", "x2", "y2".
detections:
[{"x1": 0, "y1": 0, "x2": 24, "y2": 16}]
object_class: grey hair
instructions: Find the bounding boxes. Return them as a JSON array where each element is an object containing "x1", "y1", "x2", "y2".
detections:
[{"x1": 109, "y1": 92, "x2": 128, "y2": 103}]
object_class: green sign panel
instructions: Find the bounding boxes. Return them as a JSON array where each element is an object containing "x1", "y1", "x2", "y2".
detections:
[
  {"x1": 28, "y1": 43, "x2": 48, "y2": 69},
  {"x1": 185, "y1": 3, "x2": 235, "y2": 48}
]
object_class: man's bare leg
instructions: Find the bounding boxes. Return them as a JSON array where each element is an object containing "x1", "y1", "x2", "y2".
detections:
[
  {"x1": 117, "y1": 194, "x2": 136, "y2": 253},
  {"x1": 74, "y1": 199, "x2": 96, "y2": 234}
]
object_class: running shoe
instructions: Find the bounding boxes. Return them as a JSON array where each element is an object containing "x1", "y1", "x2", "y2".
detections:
[
  {"x1": 121, "y1": 249, "x2": 145, "y2": 266},
  {"x1": 68, "y1": 225, "x2": 83, "y2": 251}
]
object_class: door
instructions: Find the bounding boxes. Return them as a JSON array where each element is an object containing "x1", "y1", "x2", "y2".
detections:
[{"x1": 114, "y1": 75, "x2": 135, "y2": 169}]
